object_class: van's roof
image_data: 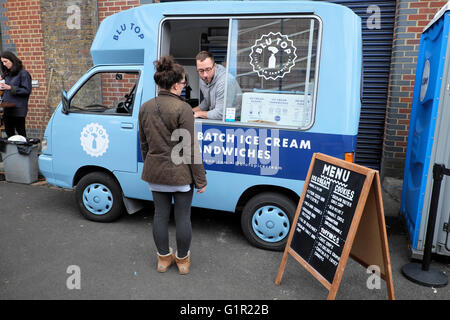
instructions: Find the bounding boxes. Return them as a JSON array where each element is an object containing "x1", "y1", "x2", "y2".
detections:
[{"x1": 90, "y1": 0, "x2": 358, "y2": 66}]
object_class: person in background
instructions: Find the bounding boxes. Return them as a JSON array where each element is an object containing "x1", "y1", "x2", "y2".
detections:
[
  {"x1": 139, "y1": 56, "x2": 207, "y2": 275},
  {"x1": 192, "y1": 51, "x2": 241, "y2": 120},
  {"x1": 0, "y1": 51, "x2": 32, "y2": 138}
]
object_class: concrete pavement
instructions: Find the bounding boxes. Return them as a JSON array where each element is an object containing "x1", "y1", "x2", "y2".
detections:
[{"x1": 0, "y1": 179, "x2": 448, "y2": 301}]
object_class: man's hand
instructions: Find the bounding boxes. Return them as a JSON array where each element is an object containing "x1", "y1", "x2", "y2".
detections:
[{"x1": 194, "y1": 110, "x2": 208, "y2": 119}]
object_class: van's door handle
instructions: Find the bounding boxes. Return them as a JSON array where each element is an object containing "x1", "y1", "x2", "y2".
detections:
[{"x1": 121, "y1": 122, "x2": 134, "y2": 129}]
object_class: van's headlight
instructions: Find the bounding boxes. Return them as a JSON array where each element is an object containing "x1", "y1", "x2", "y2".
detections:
[{"x1": 41, "y1": 138, "x2": 48, "y2": 151}]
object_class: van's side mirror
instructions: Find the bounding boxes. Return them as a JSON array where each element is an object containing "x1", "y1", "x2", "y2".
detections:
[{"x1": 61, "y1": 90, "x2": 69, "y2": 115}]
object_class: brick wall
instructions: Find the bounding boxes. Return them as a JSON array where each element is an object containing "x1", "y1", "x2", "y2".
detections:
[
  {"x1": 40, "y1": 0, "x2": 98, "y2": 130},
  {"x1": 2, "y1": 0, "x2": 47, "y2": 138},
  {"x1": 381, "y1": 0, "x2": 448, "y2": 179},
  {"x1": 97, "y1": 0, "x2": 140, "y2": 22}
]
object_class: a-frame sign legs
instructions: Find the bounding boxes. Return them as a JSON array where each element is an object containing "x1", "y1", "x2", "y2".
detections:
[
  {"x1": 275, "y1": 245, "x2": 289, "y2": 286},
  {"x1": 348, "y1": 172, "x2": 395, "y2": 300}
]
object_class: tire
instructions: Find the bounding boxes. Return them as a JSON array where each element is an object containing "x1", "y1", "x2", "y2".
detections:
[
  {"x1": 241, "y1": 192, "x2": 296, "y2": 251},
  {"x1": 75, "y1": 172, "x2": 124, "y2": 222}
]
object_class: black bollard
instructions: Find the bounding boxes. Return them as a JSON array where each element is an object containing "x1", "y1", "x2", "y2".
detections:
[{"x1": 402, "y1": 164, "x2": 448, "y2": 287}]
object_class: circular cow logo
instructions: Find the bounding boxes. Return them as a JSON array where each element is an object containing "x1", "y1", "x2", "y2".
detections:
[
  {"x1": 80, "y1": 123, "x2": 109, "y2": 157},
  {"x1": 250, "y1": 32, "x2": 297, "y2": 80}
]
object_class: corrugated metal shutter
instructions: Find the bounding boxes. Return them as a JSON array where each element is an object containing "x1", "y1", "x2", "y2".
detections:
[{"x1": 316, "y1": 0, "x2": 396, "y2": 169}]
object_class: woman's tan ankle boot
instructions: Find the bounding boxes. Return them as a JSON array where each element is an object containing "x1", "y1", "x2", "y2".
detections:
[
  {"x1": 157, "y1": 248, "x2": 174, "y2": 272},
  {"x1": 175, "y1": 251, "x2": 190, "y2": 275}
]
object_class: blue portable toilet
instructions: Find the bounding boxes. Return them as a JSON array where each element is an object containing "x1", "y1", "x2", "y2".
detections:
[{"x1": 401, "y1": 2, "x2": 450, "y2": 258}]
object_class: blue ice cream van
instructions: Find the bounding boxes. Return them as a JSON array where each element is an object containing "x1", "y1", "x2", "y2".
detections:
[{"x1": 38, "y1": 1, "x2": 362, "y2": 251}]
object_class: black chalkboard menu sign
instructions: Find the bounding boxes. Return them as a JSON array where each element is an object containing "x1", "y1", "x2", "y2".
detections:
[
  {"x1": 289, "y1": 158, "x2": 366, "y2": 283},
  {"x1": 276, "y1": 153, "x2": 395, "y2": 300}
]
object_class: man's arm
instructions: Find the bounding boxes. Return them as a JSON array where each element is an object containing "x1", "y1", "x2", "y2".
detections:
[
  {"x1": 205, "y1": 79, "x2": 225, "y2": 120},
  {"x1": 197, "y1": 85, "x2": 210, "y2": 111}
]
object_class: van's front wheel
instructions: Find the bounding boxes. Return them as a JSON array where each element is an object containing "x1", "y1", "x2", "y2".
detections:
[
  {"x1": 241, "y1": 192, "x2": 296, "y2": 251},
  {"x1": 75, "y1": 172, "x2": 124, "y2": 222}
]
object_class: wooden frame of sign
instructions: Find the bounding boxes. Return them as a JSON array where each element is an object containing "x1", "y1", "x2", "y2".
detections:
[{"x1": 275, "y1": 153, "x2": 395, "y2": 300}]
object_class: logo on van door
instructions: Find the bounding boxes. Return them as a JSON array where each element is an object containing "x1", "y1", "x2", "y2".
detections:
[
  {"x1": 80, "y1": 123, "x2": 110, "y2": 157},
  {"x1": 249, "y1": 32, "x2": 297, "y2": 80}
]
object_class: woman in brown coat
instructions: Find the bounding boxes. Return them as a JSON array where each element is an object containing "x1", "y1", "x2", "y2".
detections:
[{"x1": 139, "y1": 56, "x2": 206, "y2": 274}]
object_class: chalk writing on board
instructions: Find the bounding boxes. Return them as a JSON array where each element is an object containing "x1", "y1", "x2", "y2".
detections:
[{"x1": 290, "y1": 159, "x2": 366, "y2": 283}]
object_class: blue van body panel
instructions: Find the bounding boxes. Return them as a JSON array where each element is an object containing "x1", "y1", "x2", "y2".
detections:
[
  {"x1": 38, "y1": 1, "x2": 362, "y2": 215},
  {"x1": 38, "y1": 154, "x2": 54, "y2": 184}
]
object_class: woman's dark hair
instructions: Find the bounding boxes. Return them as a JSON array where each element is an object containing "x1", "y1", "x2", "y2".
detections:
[
  {"x1": 0, "y1": 51, "x2": 23, "y2": 77},
  {"x1": 153, "y1": 56, "x2": 184, "y2": 90}
]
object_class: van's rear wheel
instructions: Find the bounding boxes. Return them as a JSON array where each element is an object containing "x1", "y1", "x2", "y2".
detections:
[
  {"x1": 75, "y1": 172, "x2": 124, "y2": 222},
  {"x1": 241, "y1": 192, "x2": 296, "y2": 251}
]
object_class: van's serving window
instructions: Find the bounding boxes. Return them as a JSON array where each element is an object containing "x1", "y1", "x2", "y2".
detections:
[
  {"x1": 160, "y1": 16, "x2": 320, "y2": 129},
  {"x1": 69, "y1": 72, "x2": 139, "y2": 115}
]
